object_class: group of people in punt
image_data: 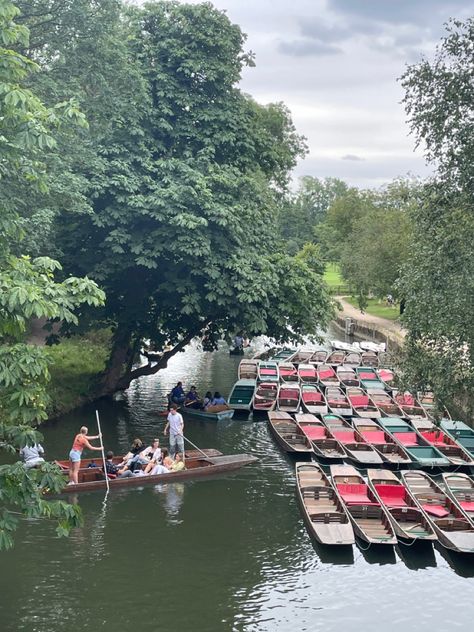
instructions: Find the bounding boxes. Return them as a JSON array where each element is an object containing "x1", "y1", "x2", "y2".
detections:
[{"x1": 169, "y1": 382, "x2": 227, "y2": 410}]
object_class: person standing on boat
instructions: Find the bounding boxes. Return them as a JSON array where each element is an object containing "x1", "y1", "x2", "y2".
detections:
[
  {"x1": 164, "y1": 404, "x2": 184, "y2": 459},
  {"x1": 170, "y1": 381, "x2": 186, "y2": 405},
  {"x1": 68, "y1": 426, "x2": 103, "y2": 485}
]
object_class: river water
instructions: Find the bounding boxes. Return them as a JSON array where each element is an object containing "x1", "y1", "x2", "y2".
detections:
[{"x1": 1, "y1": 338, "x2": 473, "y2": 632}]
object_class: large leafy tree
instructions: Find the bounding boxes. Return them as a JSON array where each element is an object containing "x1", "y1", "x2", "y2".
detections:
[
  {"x1": 22, "y1": 0, "x2": 333, "y2": 395},
  {"x1": 399, "y1": 18, "x2": 474, "y2": 413},
  {"x1": 0, "y1": 0, "x2": 104, "y2": 549}
]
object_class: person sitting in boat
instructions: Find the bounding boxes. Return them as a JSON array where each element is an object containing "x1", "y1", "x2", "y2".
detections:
[
  {"x1": 211, "y1": 392, "x2": 227, "y2": 406},
  {"x1": 202, "y1": 391, "x2": 213, "y2": 410},
  {"x1": 170, "y1": 381, "x2": 186, "y2": 405},
  {"x1": 104, "y1": 451, "x2": 134, "y2": 479},
  {"x1": 118, "y1": 438, "x2": 147, "y2": 472},
  {"x1": 19, "y1": 442, "x2": 45, "y2": 469},
  {"x1": 184, "y1": 386, "x2": 201, "y2": 409},
  {"x1": 148, "y1": 448, "x2": 174, "y2": 475},
  {"x1": 139, "y1": 438, "x2": 162, "y2": 464},
  {"x1": 170, "y1": 452, "x2": 185, "y2": 472}
]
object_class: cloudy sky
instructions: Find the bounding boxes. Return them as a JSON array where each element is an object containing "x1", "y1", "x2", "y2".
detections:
[{"x1": 180, "y1": 0, "x2": 474, "y2": 188}]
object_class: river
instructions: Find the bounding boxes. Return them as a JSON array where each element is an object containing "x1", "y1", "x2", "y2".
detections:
[{"x1": 1, "y1": 337, "x2": 473, "y2": 632}]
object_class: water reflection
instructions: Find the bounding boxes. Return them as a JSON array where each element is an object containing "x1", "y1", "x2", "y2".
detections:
[
  {"x1": 356, "y1": 540, "x2": 397, "y2": 565},
  {"x1": 152, "y1": 483, "x2": 185, "y2": 524},
  {"x1": 395, "y1": 542, "x2": 437, "y2": 570},
  {"x1": 310, "y1": 541, "x2": 355, "y2": 565},
  {"x1": 435, "y1": 543, "x2": 474, "y2": 578}
]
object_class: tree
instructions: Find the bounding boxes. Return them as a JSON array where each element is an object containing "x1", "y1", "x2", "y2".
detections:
[
  {"x1": 22, "y1": 1, "x2": 333, "y2": 396},
  {"x1": 0, "y1": 0, "x2": 105, "y2": 549}
]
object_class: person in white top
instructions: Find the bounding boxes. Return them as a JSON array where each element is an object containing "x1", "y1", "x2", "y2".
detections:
[
  {"x1": 164, "y1": 404, "x2": 184, "y2": 458},
  {"x1": 20, "y1": 443, "x2": 45, "y2": 469}
]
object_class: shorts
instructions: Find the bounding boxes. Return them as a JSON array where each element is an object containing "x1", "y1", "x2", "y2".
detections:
[{"x1": 69, "y1": 449, "x2": 82, "y2": 463}]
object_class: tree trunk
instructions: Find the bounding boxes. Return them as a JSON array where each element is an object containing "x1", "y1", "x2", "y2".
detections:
[{"x1": 99, "y1": 326, "x2": 134, "y2": 396}]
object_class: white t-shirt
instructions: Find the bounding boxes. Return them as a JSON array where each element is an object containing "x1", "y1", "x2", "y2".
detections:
[
  {"x1": 20, "y1": 444, "x2": 45, "y2": 464},
  {"x1": 167, "y1": 411, "x2": 184, "y2": 436}
]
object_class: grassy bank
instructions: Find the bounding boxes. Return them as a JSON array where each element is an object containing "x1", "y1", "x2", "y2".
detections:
[
  {"x1": 45, "y1": 329, "x2": 111, "y2": 417},
  {"x1": 345, "y1": 296, "x2": 400, "y2": 321}
]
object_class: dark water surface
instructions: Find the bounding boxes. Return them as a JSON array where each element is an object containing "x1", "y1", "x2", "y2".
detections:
[{"x1": 1, "y1": 339, "x2": 473, "y2": 632}]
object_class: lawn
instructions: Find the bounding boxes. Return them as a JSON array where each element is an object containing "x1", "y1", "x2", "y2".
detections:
[
  {"x1": 323, "y1": 263, "x2": 348, "y2": 292},
  {"x1": 345, "y1": 296, "x2": 400, "y2": 321}
]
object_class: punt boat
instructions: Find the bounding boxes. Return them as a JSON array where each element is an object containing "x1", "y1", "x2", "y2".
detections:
[
  {"x1": 330, "y1": 340, "x2": 359, "y2": 353},
  {"x1": 367, "y1": 469, "x2": 437, "y2": 542},
  {"x1": 401, "y1": 470, "x2": 474, "y2": 553},
  {"x1": 370, "y1": 391, "x2": 404, "y2": 417},
  {"x1": 57, "y1": 452, "x2": 258, "y2": 494},
  {"x1": 295, "y1": 414, "x2": 347, "y2": 461},
  {"x1": 257, "y1": 361, "x2": 279, "y2": 382},
  {"x1": 355, "y1": 368, "x2": 385, "y2": 392},
  {"x1": 183, "y1": 406, "x2": 234, "y2": 422},
  {"x1": 393, "y1": 392, "x2": 429, "y2": 421},
  {"x1": 418, "y1": 391, "x2": 451, "y2": 420},
  {"x1": 442, "y1": 473, "x2": 474, "y2": 520},
  {"x1": 377, "y1": 368, "x2": 395, "y2": 389},
  {"x1": 336, "y1": 365, "x2": 359, "y2": 388},
  {"x1": 326, "y1": 350, "x2": 346, "y2": 366},
  {"x1": 325, "y1": 386, "x2": 352, "y2": 417},
  {"x1": 277, "y1": 382, "x2": 302, "y2": 413},
  {"x1": 440, "y1": 420, "x2": 474, "y2": 459},
  {"x1": 410, "y1": 420, "x2": 474, "y2": 467},
  {"x1": 270, "y1": 348, "x2": 296, "y2": 362},
  {"x1": 352, "y1": 418, "x2": 412, "y2": 466},
  {"x1": 298, "y1": 363, "x2": 318, "y2": 383},
  {"x1": 360, "y1": 351, "x2": 379, "y2": 367},
  {"x1": 296, "y1": 462, "x2": 355, "y2": 545},
  {"x1": 321, "y1": 414, "x2": 383, "y2": 466},
  {"x1": 330, "y1": 464, "x2": 397, "y2": 545},
  {"x1": 317, "y1": 364, "x2": 339, "y2": 388},
  {"x1": 346, "y1": 387, "x2": 380, "y2": 418},
  {"x1": 343, "y1": 352, "x2": 362, "y2": 367},
  {"x1": 253, "y1": 382, "x2": 278, "y2": 412},
  {"x1": 309, "y1": 349, "x2": 328, "y2": 364},
  {"x1": 228, "y1": 379, "x2": 256, "y2": 411},
  {"x1": 267, "y1": 411, "x2": 313, "y2": 455},
  {"x1": 288, "y1": 348, "x2": 316, "y2": 365},
  {"x1": 377, "y1": 417, "x2": 450, "y2": 468},
  {"x1": 300, "y1": 383, "x2": 327, "y2": 415},
  {"x1": 357, "y1": 341, "x2": 386, "y2": 353},
  {"x1": 278, "y1": 361, "x2": 298, "y2": 382},
  {"x1": 238, "y1": 359, "x2": 259, "y2": 380}
]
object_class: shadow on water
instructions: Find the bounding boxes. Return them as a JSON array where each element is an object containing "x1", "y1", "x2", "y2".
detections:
[
  {"x1": 356, "y1": 539, "x2": 397, "y2": 565},
  {"x1": 435, "y1": 544, "x2": 474, "y2": 578},
  {"x1": 311, "y1": 541, "x2": 355, "y2": 565},
  {"x1": 395, "y1": 541, "x2": 437, "y2": 570}
]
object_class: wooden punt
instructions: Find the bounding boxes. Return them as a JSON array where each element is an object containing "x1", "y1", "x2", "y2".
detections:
[
  {"x1": 336, "y1": 365, "x2": 359, "y2": 388},
  {"x1": 309, "y1": 349, "x2": 328, "y2": 364},
  {"x1": 377, "y1": 368, "x2": 395, "y2": 388},
  {"x1": 377, "y1": 417, "x2": 451, "y2": 468},
  {"x1": 300, "y1": 383, "x2": 327, "y2": 415},
  {"x1": 343, "y1": 352, "x2": 362, "y2": 367},
  {"x1": 228, "y1": 379, "x2": 256, "y2": 411},
  {"x1": 277, "y1": 382, "x2": 302, "y2": 413},
  {"x1": 352, "y1": 418, "x2": 412, "y2": 466},
  {"x1": 355, "y1": 367, "x2": 385, "y2": 392},
  {"x1": 366, "y1": 469, "x2": 437, "y2": 542},
  {"x1": 401, "y1": 470, "x2": 474, "y2": 553},
  {"x1": 393, "y1": 392, "x2": 429, "y2": 421},
  {"x1": 278, "y1": 361, "x2": 298, "y2": 382},
  {"x1": 326, "y1": 350, "x2": 346, "y2": 366},
  {"x1": 288, "y1": 348, "x2": 315, "y2": 365},
  {"x1": 57, "y1": 453, "x2": 257, "y2": 494},
  {"x1": 418, "y1": 391, "x2": 452, "y2": 421},
  {"x1": 270, "y1": 348, "x2": 296, "y2": 362},
  {"x1": 257, "y1": 361, "x2": 279, "y2": 383},
  {"x1": 253, "y1": 381, "x2": 278, "y2": 412},
  {"x1": 370, "y1": 391, "x2": 404, "y2": 417},
  {"x1": 267, "y1": 411, "x2": 313, "y2": 454},
  {"x1": 296, "y1": 414, "x2": 347, "y2": 461},
  {"x1": 321, "y1": 414, "x2": 383, "y2": 466},
  {"x1": 440, "y1": 420, "x2": 474, "y2": 459},
  {"x1": 296, "y1": 462, "x2": 355, "y2": 545},
  {"x1": 346, "y1": 387, "x2": 380, "y2": 418},
  {"x1": 317, "y1": 364, "x2": 339, "y2": 388},
  {"x1": 183, "y1": 406, "x2": 234, "y2": 422},
  {"x1": 325, "y1": 386, "x2": 352, "y2": 417},
  {"x1": 298, "y1": 363, "x2": 318, "y2": 383},
  {"x1": 330, "y1": 340, "x2": 359, "y2": 353},
  {"x1": 442, "y1": 473, "x2": 474, "y2": 520},
  {"x1": 238, "y1": 358, "x2": 259, "y2": 380},
  {"x1": 410, "y1": 420, "x2": 474, "y2": 467},
  {"x1": 330, "y1": 464, "x2": 397, "y2": 545},
  {"x1": 361, "y1": 351, "x2": 379, "y2": 367}
]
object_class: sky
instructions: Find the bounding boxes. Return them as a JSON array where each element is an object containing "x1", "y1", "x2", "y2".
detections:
[{"x1": 178, "y1": 0, "x2": 474, "y2": 188}]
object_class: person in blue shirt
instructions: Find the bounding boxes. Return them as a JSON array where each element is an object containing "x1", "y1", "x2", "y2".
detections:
[
  {"x1": 170, "y1": 381, "x2": 185, "y2": 405},
  {"x1": 211, "y1": 391, "x2": 227, "y2": 406},
  {"x1": 184, "y1": 385, "x2": 201, "y2": 409}
]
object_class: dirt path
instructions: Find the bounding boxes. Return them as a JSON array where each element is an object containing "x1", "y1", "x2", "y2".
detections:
[{"x1": 336, "y1": 297, "x2": 406, "y2": 340}]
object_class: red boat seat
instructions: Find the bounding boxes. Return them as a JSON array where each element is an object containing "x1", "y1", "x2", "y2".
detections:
[
  {"x1": 351, "y1": 395, "x2": 369, "y2": 406},
  {"x1": 332, "y1": 430, "x2": 355, "y2": 443},
  {"x1": 302, "y1": 426, "x2": 326, "y2": 440},
  {"x1": 303, "y1": 392, "x2": 322, "y2": 402},
  {"x1": 260, "y1": 369, "x2": 276, "y2": 375},
  {"x1": 280, "y1": 389, "x2": 298, "y2": 398},
  {"x1": 393, "y1": 432, "x2": 418, "y2": 446},
  {"x1": 460, "y1": 501, "x2": 474, "y2": 512},
  {"x1": 422, "y1": 504, "x2": 449, "y2": 518},
  {"x1": 379, "y1": 370, "x2": 393, "y2": 381},
  {"x1": 337, "y1": 483, "x2": 378, "y2": 505},
  {"x1": 420, "y1": 431, "x2": 447, "y2": 446},
  {"x1": 359, "y1": 371, "x2": 376, "y2": 379},
  {"x1": 319, "y1": 369, "x2": 335, "y2": 379},
  {"x1": 361, "y1": 431, "x2": 386, "y2": 445},
  {"x1": 374, "y1": 484, "x2": 407, "y2": 507},
  {"x1": 300, "y1": 369, "x2": 315, "y2": 376}
]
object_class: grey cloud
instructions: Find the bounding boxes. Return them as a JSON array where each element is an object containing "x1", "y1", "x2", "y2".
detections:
[
  {"x1": 299, "y1": 20, "x2": 351, "y2": 43},
  {"x1": 342, "y1": 154, "x2": 365, "y2": 161},
  {"x1": 278, "y1": 39, "x2": 342, "y2": 57}
]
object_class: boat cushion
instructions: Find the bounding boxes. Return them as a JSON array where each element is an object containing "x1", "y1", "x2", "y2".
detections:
[
  {"x1": 303, "y1": 392, "x2": 322, "y2": 402},
  {"x1": 351, "y1": 395, "x2": 369, "y2": 406},
  {"x1": 379, "y1": 370, "x2": 393, "y2": 382},
  {"x1": 460, "y1": 501, "x2": 474, "y2": 512},
  {"x1": 393, "y1": 432, "x2": 418, "y2": 446},
  {"x1": 300, "y1": 369, "x2": 315, "y2": 376},
  {"x1": 260, "y1": 368, "x2": 276, "y2": 375},
  {"x1": 422, "y1": 504, "x2": 449, "y2": 518},
  {"x1": 280, "y1": 389, "x2": 298, "y2": 398},
  {"x1": 332, "y1": 430, "x2": 356, "y2": 443},
  {"x1": 337, "y1": 483, "x2": 378, "y2": 505},
  {"x1": 420, "y1": 431, "x2": 447, "y2": 446},
  {"x1": 361, "y1": 431, "x2": 386, "y2": 445},
  {"x1": 302, "y1": 426, "x2": 326, "y2": 440},
  {"x1": 319, "y1": 369, "x2": 335, "y2": 379},
  {"x1": 374, "y1": 484, "x2": 407, "y2": 507},
  {"x1": 359, "y1": 371, "x2": 376, "y2": 379}
]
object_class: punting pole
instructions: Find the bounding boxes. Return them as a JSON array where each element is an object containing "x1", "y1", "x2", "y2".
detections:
[
  {"x1": 182, "y1": 434, "x2": 211, "y2": 460},
  {"x1": 96, "y1": 409, "x2": 109, "y2": 493}
]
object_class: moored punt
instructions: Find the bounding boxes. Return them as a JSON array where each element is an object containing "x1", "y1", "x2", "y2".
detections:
[
  {"x1": 377, "y1": 417, "x2": 451, "y2": 468},
  {"x1": 361, "y1": 351, "x2": 379, "y2": 367},
  {"x1": 257, "y1": 361, "x2": 279, "y2": 383},
  {"x1": 278, "y1": 361, "x2": 298, "y2": 382},
  {"x1": 296, "y1": 462, "x2": 355, "y2": 545},
  {"x1": 366, "y1": 469, "x2": 437, "y2": 542},
  {"x1": 393, "y1": 392, "x2": 429, "y2": 421},
  {"x1": 377, "y1": 368, "x2": 395, "y2": 388},
  {"x1": 355, "y1": 368, "x2": 385, "y2": 392},
  {"x1": 58, "y1": 453, "x2": 258, "y2": 494},
  {"x1": 325, "y1": 386, "x2": 352, "y2": 417},
  {"x1": 288, "y1": 347, "x2": 316, "y2": 365},
  {"x1": 418, "y1": 391, "x2": 452, "y2": 421},
  {"x1": 352, "y1": 418, "x2": 412, "y2": 466},
  {"x1": 238, "y1": 358, "x2": 259, "y2": 380},
  {"x1": 330, "y1": 340, "x2": 359, "y2": 353},
  {"x1": 440, "y1": 420, "x2": 474, "y2": 459},
  {"x1": 295, "y1": 414, "x2": 347, "y2": 461},
  {"x1": 228, "y1": 379, "x2": 256, "y2": 411},
  {"x1": 330, "y1": 464, "x2": 397, "y2": 545},
  {"x1": 370, "y1": 391, "x2": 404, "y2": 417},
  {"x1": 326, "y1": 350, "x2": 346, "y2": 366},
  {"x1": 336, "y1": 365, "x2": 359, "y2": 388},
  {"x1": 343, "y1": 351, "x2": 362, "y2": 367},
  {"x1": 300, "y1": 383, "x2": 327, "y2": 415},
  {"x1": 410, "y1": 420, "x2": 474, "y2": 467},
  {"x1": 357, "y1": 341, "x2": 386, "y2": 353},
  {"x1": 442, "y1": 473, "x2": 474, "y2": 519},
  {"x1": 321, "y1": 415, "x2": 383, "y2": 466},
  {"x1": 270, "y1": 347, "x2": 296, "y2": 362},
  {"x1": 401, "y1": 470, "x2": 474, "y2": 553},
  {"x1": 317, "y1": 364, "x2": 339, "y2": 388},
  {"x1": 253, "y1": 381, "x2": 278, "y2": 412},
  {"x1": 346, "y1": 387, "x2": 380, "y2": 418},
  {"x1": 309, "y1": 349, "x2": 328, "y2": 364},
  {"x1": 277, "y1": 382, "x2": 301, "y2": 413},
  {"x1": 183, "y1": 406, "x2": 234, "y2": 422},
  {"x1": 298, "y1": 363, "x2": 318, "y2": 383},
  {"x1": 267, "y1": 411, "x2": 313, "y2": 454}
]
